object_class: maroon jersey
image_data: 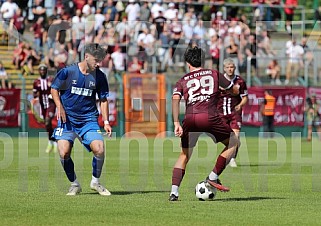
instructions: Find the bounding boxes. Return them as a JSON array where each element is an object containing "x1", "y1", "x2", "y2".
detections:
[
  {"x1": 173, "y1": 69, "x2": 233, "y2": 115},
  {"x1": 33, "y1": 76, "x2": 54, "y2": 110},
  {"x1": 218, "y1": 74, "x2": 248, "y2": 116}
]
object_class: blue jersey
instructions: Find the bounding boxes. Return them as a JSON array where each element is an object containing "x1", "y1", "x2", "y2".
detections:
[{"x1": 51, "y1": 63, "x2": 109, "y2": 122}]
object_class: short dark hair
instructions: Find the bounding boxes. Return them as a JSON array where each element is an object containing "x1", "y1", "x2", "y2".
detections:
[
  {"x1": 184, "y1": 45, "x2": 205, "y2": 67},
  {"x1": 84, "y1": 43, "x2": 107, "y2": 61}
]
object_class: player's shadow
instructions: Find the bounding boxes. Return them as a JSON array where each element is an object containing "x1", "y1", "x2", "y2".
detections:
[
  {"x1": 214, "y1": 196, "x2": 285, "y2": 202},
  {"x1": 112, "y1": 190, "x2": 169, "y2": 195},
  {"x1": 82, "y1": 190, "x2": 168, "y2": 195}
]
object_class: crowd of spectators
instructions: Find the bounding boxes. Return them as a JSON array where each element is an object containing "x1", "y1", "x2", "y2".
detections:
[{"x1": 0, "y1": 0, "x2": 316, "y2": 87}]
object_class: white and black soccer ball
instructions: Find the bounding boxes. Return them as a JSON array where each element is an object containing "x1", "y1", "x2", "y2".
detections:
[{"x1": 195, "y1": 181, "x2": 217, "y2": 201}]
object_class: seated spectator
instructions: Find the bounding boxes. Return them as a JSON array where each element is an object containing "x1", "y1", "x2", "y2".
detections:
[
  {"x1": 0, "y1": 61, "x2": 12, "y2": 89},
  {"x1": 13, "y1": 42, "x2": 28, "y2": 70},
  {"x1": 127, "y1": 56, "x2": 143, "y2": 73},
  {"x1": 21, "y1": 43, "x2": 41, "y2": 75},
  {"x1": 266, "y1": 59, "x2": 281, "y2": 85}
]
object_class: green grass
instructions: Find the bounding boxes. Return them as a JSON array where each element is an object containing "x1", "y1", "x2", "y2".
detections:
[{"x1": 1, "y1": 136, "x2": 321, "y2": 225}]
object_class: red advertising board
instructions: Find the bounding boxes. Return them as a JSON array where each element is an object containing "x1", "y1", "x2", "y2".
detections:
[
  {"x1": 242, "y1": 87, "x2": 306, "y2": 127},
  {"x1": 0, "y1": 89, "x2": 20, "y2": 127}
]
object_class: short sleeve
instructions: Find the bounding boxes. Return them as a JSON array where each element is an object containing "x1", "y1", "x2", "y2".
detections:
[
  {"x1": 51, "y1": 68, "x2": 68, "y2": 91},
  {"x1": 97, "y1": 72, "x2": 109, "y2": 101},
  {"x1": 172, "y1": 79, "x2": 183, "y2": 97}
]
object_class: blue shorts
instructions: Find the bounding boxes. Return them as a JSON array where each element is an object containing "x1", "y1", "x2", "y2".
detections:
[{"x1": 52, "y1": 119, "x2": 103, "y2": 152}]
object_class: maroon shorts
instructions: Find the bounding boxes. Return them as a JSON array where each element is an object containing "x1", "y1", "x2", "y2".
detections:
[
  {"x1": 181, "y1": 113, "x2": 234, "y2": 148},
  {"x1": 41, "y1": 100, "x2": 56, "y2": 120},
  {"x1": 220, "y1": 113, "x2": 242, "y2": 130}
]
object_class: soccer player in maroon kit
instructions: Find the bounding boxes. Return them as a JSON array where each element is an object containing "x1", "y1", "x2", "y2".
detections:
[
  {"x1": 169, "y1": 46, "x2": 239, "y2": 201},
  {"x1": 218, "y1": 58, "x2": 248, "y2": 167},
  {"x1": 33, "y1": 64, "x2": 57, "y2": 153}
]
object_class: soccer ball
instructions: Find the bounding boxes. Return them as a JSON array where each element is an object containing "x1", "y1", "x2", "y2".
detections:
[{"x1": 195, "y1": 181, "x2": 217, "y2": 201}]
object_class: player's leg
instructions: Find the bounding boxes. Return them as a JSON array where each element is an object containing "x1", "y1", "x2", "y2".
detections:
[
  {"x1": 44, "y1": 104, "x2": 56, "y2": 153},
  {"x1": 206, "y1": 129, "x2": 238, "y2": 192},
  {"x1": 169, "y1": 130, "x2": 200, "y2": 201},
  {"x1": 53, "y1": 121, "x2": 81, "y2": 195},
  {"x1": 169, "y1": 147, "x2": 194, "y2": 201},
  {"x1": 229, "y1": 129, "x2": 240, "y2": 167},
  {"x1": 82, "y1": 126, "x2": 111, "y2": 196}
]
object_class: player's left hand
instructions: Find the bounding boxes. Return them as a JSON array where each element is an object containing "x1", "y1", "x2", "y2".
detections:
[
  {"x1": 235, "y1": 105, "x2": 241, "y2": 112},
  {"x1": 104, "y1": 124, "x2": 112, "y2": 137}
]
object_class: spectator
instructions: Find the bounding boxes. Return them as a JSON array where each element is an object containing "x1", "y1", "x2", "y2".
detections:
[
  {"x1": 125, "y1": 0, "x2": 140, "y2": 22},
  {"x1": 0, "y1": 0, "x2": 19, "y2": 43},
  {"x1": 127, "y1": 56, "x2": 143, "y2": 73},
  {"x1": 103, "y1": 0, "x2": 119, "y2": 22},
  {"x1": 32, "y1": 0, "x2": 46, "y2": 24},
  {"x1": 209, "y1": 34, "x2": 221, "y2": 70},
  {"x1": 266, "y1": 59, "x2": 281, "y2": 85},
  {"x1": 285, "y1": 36, "x2": 304, "y2": 85},
  {"x1": 139, "y1": 1, "x2": 151, "y2": 23},
  {"x1": 284, "y1": 0, "x2": 298, "y2": 34},
  {"x1": 257, "y1": 30, "x2": 275, "y2": 57},
  {"x1": 109, "y1": 45, "x2": 125, "y2": 73},
  {"x1": 164, "y1": 2, "x2": 178, "y2": 21},
  {"x1": 265, "y1": 0, "x2": 281, "y2": 29},
  {"x1": 244, "y1": 34, "x2": 257, "y2": 76},
  {"x1": 260, "y1": 90, "x2": 276, "y2": 138},
  {"x1": 30, "y1": 16, "x2": 45, "y2": 53},
  {"x1": 10, "y1": 7, "x2": 25, "y2": 37},
  {"x1": 153, "y1": 10, "x2": 167, "y2": 39},
  {"x1": 300, "y1": 36, "x2": 313, "y2": 66},
  {"x1": 305, "y1": 95, "x2": 321, "y2": 141},
  {"x1": 151, "y1": 0, "x2": 164, "y2": 19},
  {"x1": 0, "y1": 61, "x2": 12, "y2": 89}
]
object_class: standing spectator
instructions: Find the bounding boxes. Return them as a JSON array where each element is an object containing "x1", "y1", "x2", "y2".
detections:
[
  {"x1": 139, "y1": 1, "x2": 151, "y2": 23},
  {"x1": 260, "y1": 90, "x2": 276, "y2": 138},
  {"x1": 244, "y1": 34, "x2": 257, "y2": 77},
  {"x1": 10, "y1": 7, "x2": 25, "y2": 36},
  {"x1": 209, "y1": 34, "x2": 221, "y2": 70},
  {"x1": 285, "y1": 36, "x2": 304, "y2": 85},
  {"x1": 266, "y1": 59, "x2": 281, "y2": 85},
  {"x1": 109, "y1": 45, "x2": 125, "y2": 73},
  {"x1": 32, "y1": 0, "x2": 46, "y2": 24},
  {"x1": 315, "y1": 6, "x2": 321, "y2": 23},
  {"x1": 0, "y1": 61, "x2": 12, "y2": 89},
  {"x1": 153, "y1": 10, "x2": 166, "y2": 39},
  {"x1": 127, "y1": 56, "x2": 143, "y2": 73},
  {"x1": 51, "y1": 43, "x2": 112, "y2": 196},
  {"x1": 169, "y1": 46, "x2": 238, "y2": 201},
  {"x1": 164, "y1": 2, "x2": 178, "y2": 21},
  {"x1": 125, "y1": 0, "x2": 140, "y2": 23},
  {"x1": 265, "y1": 0, "x2": 281, "y2": 29},
  {"x1": 300, "y1": 36, "x2": 313, "y2": 66},
  {"x1": 30, "y1": 16, "x2": 45, "y2": 53},
  {"x1": 103, "y1": 0, "x2": 119, "y2": 22},
  {"x1": 305, "y1": 95, "x2": 321, "y2": 141},
  {"x1": 33, "y1": 64, "x2": 57, "y2": 153},
  {"x1": 0, "y1": 0, "x2": 18, "y2": 43},
  {"x1": 218, "y1": 58, "x2": 248, "y2": 168},
  {"x1": 284, "y1": 0, "x2": 298, "y2": 34},
  {"x1": 151, "y1": 0, "x2": 164, "y2": 19}
]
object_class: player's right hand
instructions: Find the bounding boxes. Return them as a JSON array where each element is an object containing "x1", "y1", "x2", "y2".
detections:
[
  {"x1": 57, "y1": 106, "x2": 67, "y2": 123},
  {"x1": 174, "y1": 124, "x2": 183, "y2": 137}
]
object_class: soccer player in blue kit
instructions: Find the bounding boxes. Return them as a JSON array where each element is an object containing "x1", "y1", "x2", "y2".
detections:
[{"x1": 51, "y1": 43, "x2": 112, "y2": 196}]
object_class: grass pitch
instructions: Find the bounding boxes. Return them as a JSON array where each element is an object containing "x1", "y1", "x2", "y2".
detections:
[{"x1": 1, "y1": 135, "x2": 321, "y2": 225}]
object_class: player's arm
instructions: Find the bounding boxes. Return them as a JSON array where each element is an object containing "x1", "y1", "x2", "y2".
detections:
[
  {"x1": 32, "y1": 80, "x2": 39, "y2": 98},
  {"x1": 100, "y1": 99, "x2": 112, "y2": 137},
  {"x1": 172, "y1": 94, "x2": 183, "y2": 137},
  {"x1": 235, "y1": 95, "x2": 248, "y2": 112},
  {"x1": 50, "y1": 69, "x2": 67, "y2": 123}
]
